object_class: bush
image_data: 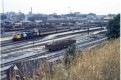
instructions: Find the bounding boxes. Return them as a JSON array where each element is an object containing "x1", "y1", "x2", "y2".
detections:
[
  {"x1": 64, "y1": 44, "x2": 76, "y2": 65},
  {"x1": 106, "y1": 14, "x2": 120, "y2": 39}
]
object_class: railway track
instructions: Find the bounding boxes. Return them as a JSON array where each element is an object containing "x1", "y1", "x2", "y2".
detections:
[
  {"x1": 1, "y1": 28, "x2": 104, "y2": 49},
  {"x1": 1, "y1": 35, "x2": 107, "y2": 80},
  {"x1": 1, "y1": 28, "x2": 105, "y2": 54},
  {"x1": 2, "y1": 33, "x2": 91, "y2": 65},
  {"x1": 1, "y1": 27, "x2": 104, "y2": 47},
  {"x1": 1, "y1": 33, "x2": 86, "y2": 54},
  {"x1": 1, "y1": 34, "x2": 91, "y2": 67},
  {"x1": 1, "y1": 35, "x2": 107, "y2": 67},
  {"x1": 1, "y1": 28, "x2": 80, "y2": 46},
  {"x1": 1, "y1": 36, "x2": 107, "y2": 79}
]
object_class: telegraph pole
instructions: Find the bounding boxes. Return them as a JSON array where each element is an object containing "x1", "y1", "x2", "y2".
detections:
[
  {"x1": 2, "y1": 0, "x2": 5, "y2": 33},
  {"x1": 2, "y1": 0, "x2": 4, "y2": 14},
  {"x1": 68, "y1": 7, "x2": 71, "y2": 30},
  {"x1": 1, "y1": 0, "x2": 5, "y2": 68}
]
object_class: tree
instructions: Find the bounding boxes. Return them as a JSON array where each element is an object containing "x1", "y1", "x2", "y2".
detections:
[
  {"x1": 88, "y1": 13, "x2": 96, "y2": 17},
  {"x1": 106, "y1": 14, "x2": 120, "y2": 39},
  {"x1": 64, "y1": 44, "x2": 76, "y2": 65},
  {"x1": 1, "y1": 14, "x2": 7, "y2": 20},
  {"x1": 28, "y1": 17, "x2": 35, "y2": 22},
  {"x1": 16, "y1": 13, "x2": 25, "y2": 21},
  {"x1": 67, "y1": 44, "x2": 76, "y2": 56}
]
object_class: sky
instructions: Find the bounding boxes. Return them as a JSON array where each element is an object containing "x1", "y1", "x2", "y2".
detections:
[{"x1": 0, "y1": 0, "x2": 120, "y2": 15}]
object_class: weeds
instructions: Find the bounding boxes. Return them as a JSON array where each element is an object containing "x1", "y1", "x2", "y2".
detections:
[{"x1": 30, "y1": 39, "x2": 120, "y2": 80}]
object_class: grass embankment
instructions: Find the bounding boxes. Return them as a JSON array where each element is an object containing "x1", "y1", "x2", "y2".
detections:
[{"x1": 32, "y1": 39, "x2": 120, "y2": 80}]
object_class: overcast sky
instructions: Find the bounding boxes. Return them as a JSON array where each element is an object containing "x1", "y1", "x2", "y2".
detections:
[{"x1": 0, "y1": 0, "x2": 120, "y2": 15}]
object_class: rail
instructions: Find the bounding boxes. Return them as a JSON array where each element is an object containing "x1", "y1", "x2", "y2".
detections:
[
  {"x1": 1, "y1": 27, "x2": 103, "y2": 47},
  {"x1": 1, "y1": 36, "x2": 107, "y2": 80},
  {"x1": 1, "y1": 28, "x2": 104, "y2": 54}
]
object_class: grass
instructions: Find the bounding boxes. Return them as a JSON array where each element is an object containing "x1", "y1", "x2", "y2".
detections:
[{"x1": 31, "y1": 39, "x2": 120, "y2": 80}]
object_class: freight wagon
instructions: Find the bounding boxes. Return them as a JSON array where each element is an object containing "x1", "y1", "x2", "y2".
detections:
[{"x1": 45, "y1": 39, "x2": 76, "y2": 52}]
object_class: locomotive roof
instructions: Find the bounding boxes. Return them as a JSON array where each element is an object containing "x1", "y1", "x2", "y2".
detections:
[{"x1": 13, "y1": 31, "x2": 33, "y2": 35}]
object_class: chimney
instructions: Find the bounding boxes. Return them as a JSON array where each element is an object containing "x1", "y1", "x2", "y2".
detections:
[{"x1": 31, "y1": 7, "x2": 32, "y2": 14}]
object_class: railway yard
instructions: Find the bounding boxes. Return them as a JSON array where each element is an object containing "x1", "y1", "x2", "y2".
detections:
[{"x1": 1, "y1": 26, "x2": 107, "y2": 80}]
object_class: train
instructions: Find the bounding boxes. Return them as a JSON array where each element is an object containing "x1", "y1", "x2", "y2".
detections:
[
  {"x1": 45, "y1": 39, "x2": 76, "y2": 52},
  {"x1": 12, "y1": 27, "x2": 104, "y2": 41},
  {"x1": 12, "y1": 27, "x2": 71, "y2": 41}
]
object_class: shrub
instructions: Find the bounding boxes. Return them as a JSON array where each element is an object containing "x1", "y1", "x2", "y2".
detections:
[{"x1": 106, "y1": 14, "x2": 120, "y2": 39}]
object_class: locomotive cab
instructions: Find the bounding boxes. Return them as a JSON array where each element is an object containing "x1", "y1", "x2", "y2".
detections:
[
  {"x1": 12, "y1": 34, "x2": 21, "y2": 41},
  {"x1": 12, "y1": 32, "x2": 22, "y2": 41}
]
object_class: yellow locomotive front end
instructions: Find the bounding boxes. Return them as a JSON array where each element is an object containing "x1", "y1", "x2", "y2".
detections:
[{"x1": 12, "y1": 34, "x2": 22, "y2": 41}]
